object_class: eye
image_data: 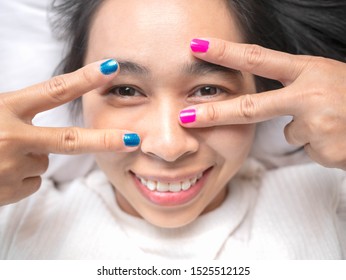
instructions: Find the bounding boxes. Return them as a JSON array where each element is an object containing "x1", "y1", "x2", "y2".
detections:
[
  {"x1": 108, "y1": 86, "x2": 142, "y2": 97},
  {"x1": 190, "y1": 85, "x2": 227, "y2": 99},
  {"x1": 195, "y1": 86, "x2": 221, "y2": 97}
]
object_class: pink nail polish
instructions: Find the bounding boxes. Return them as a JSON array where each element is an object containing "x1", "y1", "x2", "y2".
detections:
[
  {"x1": 180, "y1": 109, "x2": 196, "y2": 124},
  {"x1": 190, "y1": 39, "x2": 210, "y2": 53}
]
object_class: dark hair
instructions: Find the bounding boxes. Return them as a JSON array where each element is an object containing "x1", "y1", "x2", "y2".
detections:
[
  {"x1": 228, "y1": 0, "x2": 346, "y2": 90},
  {"x1": 51, "y1": 0, "x2": 346, "y2": 98}
]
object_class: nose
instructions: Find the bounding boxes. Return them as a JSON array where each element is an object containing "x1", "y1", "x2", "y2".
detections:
[{"x1": 140, "y1": 101, "x2": 199, "y2": 162}]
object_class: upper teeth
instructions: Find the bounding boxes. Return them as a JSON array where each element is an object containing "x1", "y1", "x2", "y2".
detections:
[{"x1": 137, "y1": 173, "x2": 203, "y2": 192}]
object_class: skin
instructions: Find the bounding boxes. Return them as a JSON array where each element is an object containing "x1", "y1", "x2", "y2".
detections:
[
  {"x1": 0, "y1": 61, "x2": 136, "y2": 206},
  {"x1": 182, "y1": 39, "x2": 346, "y2": 170},
  {"x1": 1, "y1": 0, "x2": 344, "y2": 208},
  {"x1": 82, "y1": 0, "x2": 256, "y2": 228}
]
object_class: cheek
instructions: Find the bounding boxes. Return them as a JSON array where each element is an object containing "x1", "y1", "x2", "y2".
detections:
[
  {"x1": 83, "y1": 94, "x2": 139, "y2": 130},
  {"x1": 82, "y1": 93, "x2": 104, "y2": 128},
  {"x1": 82, "y1": 95, "x2": 137, "y2": 167},
  {"x1": 203, "y1": 125, "x2": 256, "y2": 161}
]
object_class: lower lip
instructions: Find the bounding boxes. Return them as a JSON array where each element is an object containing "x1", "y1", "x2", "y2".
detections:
[{"x1": 131, "y1": 168, "x2": 212, "y2": 207}]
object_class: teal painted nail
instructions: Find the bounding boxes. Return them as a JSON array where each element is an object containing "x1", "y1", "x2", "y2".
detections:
[
  {"x1": 100, "y1": 59, "x2": 119, "y2": 75},
  {"x1": 123, "y1": 133, "x2": 140, "y2": 147}
]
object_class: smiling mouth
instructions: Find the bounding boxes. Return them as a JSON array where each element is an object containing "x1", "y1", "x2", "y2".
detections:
[
  {"x1": 130, "y1": 167, "x2": 213, "y2": 206},
  {"x1": 135, "y1": 172, "x2": 203, "y2": 192}
]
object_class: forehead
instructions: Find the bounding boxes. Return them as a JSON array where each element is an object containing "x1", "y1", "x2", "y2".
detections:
[{"x1": 86, "y1": 0, "x2": 243, "y2": 64}]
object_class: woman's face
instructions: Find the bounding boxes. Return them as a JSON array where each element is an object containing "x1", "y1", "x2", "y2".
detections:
[{"x1": 83, "y1": 0, "x2": 256, "y2": 228}]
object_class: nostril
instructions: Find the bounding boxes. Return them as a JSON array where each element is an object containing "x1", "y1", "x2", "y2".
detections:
[
  {"x1": 140, "y1": 111, "x2": 200, "y2": 162},
  {"x1": 143, "y1": 148, "x2": 196, "y2": 163}
]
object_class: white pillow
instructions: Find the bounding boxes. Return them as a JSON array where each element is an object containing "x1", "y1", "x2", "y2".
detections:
[{"x1": 0, "y1": 0, "x2": 309, "y2": 183}]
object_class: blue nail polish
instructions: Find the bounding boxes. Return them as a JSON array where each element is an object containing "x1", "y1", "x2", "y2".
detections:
[
  {"x1": 100, "y1": 59, "x2": 119, "y2": 75},
  {"x1": 123, "y1": 133, "x2": 140, "y2": 147}
]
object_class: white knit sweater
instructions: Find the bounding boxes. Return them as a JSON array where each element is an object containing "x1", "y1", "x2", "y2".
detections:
[{"x1": 0, "y1": 162, "x2": 345, "y2": 259}]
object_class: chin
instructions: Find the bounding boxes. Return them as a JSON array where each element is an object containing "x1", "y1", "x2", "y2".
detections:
[{"x1": 141, "y1": 209, "x2": 201, "y2": 229}]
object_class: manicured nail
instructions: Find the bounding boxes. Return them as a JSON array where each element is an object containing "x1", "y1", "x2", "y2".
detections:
[
  {"x1": 100, "y1": 59, "x2": 119, "y2": 75},
  {"x1": 190, "y1": 39, "x2": 210, "y2": 53},
  {"x1": 180, "y1": 109, "x2": 196, "y2": 124},
  {"x1": 123, "y1": 133, "x2": 141, "y2": 147}
]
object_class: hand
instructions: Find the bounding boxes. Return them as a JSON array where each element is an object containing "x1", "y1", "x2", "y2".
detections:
[
  {"x1": 0, "y1": 59, "x2": 140, "y2": 206},
  {"x1": 180, "y1": 38, "x2": 346, "y2": 170}
]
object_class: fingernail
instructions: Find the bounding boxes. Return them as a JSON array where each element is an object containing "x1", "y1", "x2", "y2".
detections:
[
  {"x1": 100, "y1": 59, "x2": 119, "y2": 75},
  {"x1": 180, "y1": 109, "x2": 196, "y2": 124},
  {"x1": 123, "y1": 133, "x2": 141, "y2": 147},
  {"x1": 190, "y1": 39, "x2": 210, "y2": 53}
]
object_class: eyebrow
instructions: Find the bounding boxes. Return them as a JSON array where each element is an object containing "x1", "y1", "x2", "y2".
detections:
[
  {"x1": 118, "y1": 61, "x2": 150, "y2": 76},
  {"x1": 116, "y1": 59, "x2": 242, "y2": 79},
  {"x1": 182, "y1": 60, "x2": 242, "y2": 79}
]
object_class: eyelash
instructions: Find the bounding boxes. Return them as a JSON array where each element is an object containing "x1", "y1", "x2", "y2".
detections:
[
  {"x1": 188, "y1": 85, "x2": 230, "y2": 99},
  {"x1": 106, "y1": 85, "x2": 231, "y2": 99},
  {"x1": 107, "y1": 85, "x2": 144, "y2": 98}
]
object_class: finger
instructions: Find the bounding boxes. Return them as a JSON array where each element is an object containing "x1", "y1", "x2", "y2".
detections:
[
  {"x1": 22, "y1": 154, "x2": 49, "y2": 177},
  {"x1": 284, "y1": 119, "x2": 309, "y2": 146},
  {"x1": 2, "y1": 153, "x2": 49, "y2": 179},
  {"x1": 180, "y1": 88, "x2": 296, "y2": 127},
  {"x1": 304, "y1": 139, "x2": 346, "y2": 170},
  {"x1": 26, "y1": 126, "x2": 141, "y2": 155},
  {"x1": 0, "y1": 177, "x2": 42, "y2": 206},
  {"x1": 21, "y1": 176, "x2": 42, "y2": 197},
  {"x1": 190, "y1": 38, "x2": 309, "y2": 85},
  {"x1": 5, "y1": 59, "x2": 119, "y2": 118},
  {"x1": 303, "y1": 144, "x2": 328, "y2": 168}
]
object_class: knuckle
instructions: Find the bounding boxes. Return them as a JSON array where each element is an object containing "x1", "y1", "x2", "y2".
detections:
[
  {"x1": 0, "y1": 160, "x2": 16, "y2": 176},
  {"x1": 308, "y1": 115, "x2": 332, "y2": 135},
  {"x1": 81, "y1": 67, "x2": 95, "y2": 85},
  {"x1": 0, "y1": 129, "x2": 21, "y2": 148},
  {"x1": 0, "y1": 130, "x2": 13, "y2": 144},
  {"x1": 206, "y1": 103, "x2": 220, "y2": 123},
  {"x1": 308, "y1": 87, "x2": 324, "y2": 100},
  {"x1": 214, "y1": 40, "x2": 229, "y2": 64},
  {"x1": 239, "y1": 94, "x2": 256, "y2": 119},
  {"x1": 57, "y1": 127, "x2": 80, "y2": 154},
  {"x1": 102, "y1": 131, "x2": 114, "y2": 151},
  {"x1": 311, "y1": 56, "x2": 329, "y2": 69},
  {"x1": 318, "y1": 119, "x2": 334, "y2": 135},
  {"x1": 44, "y1": 76, "x2": 68, "y2": 103},
  {"x1": 243, "y1": 44, "x2": 265, "y2": 71},
  {"x1": 303, "y1": 56, "x2": 332, "y2": 80}
]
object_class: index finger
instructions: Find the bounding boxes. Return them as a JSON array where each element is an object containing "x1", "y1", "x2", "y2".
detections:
[
  {"x1": 24, "y1": 126, "x2": 141, "y2": 154},
  {"x1": 190, "y1": 38, "x2": 308, "y2": 85},
  {"x1": 6, "y1": 59, "x2": 119, "y2": 118},
  {"x1": 180, "y1": 88, "x2": 296, "y2": 127}
]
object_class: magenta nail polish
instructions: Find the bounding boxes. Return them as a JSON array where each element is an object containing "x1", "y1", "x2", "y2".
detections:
[
  {"x1": 180, "y1": 109, "x2": 196, "y2": 124},
  {"x1": 190, "y1": 39, "x2": 210, "y2": 53}
]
